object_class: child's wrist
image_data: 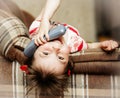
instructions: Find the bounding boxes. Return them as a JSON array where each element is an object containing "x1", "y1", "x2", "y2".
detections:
[{"x1": 37, "y1": 17, "x2": 49, "y2": 22}]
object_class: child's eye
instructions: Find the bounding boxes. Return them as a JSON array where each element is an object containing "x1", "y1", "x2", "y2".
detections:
[
  {"x1": 43, "y1": 52, "x2": 49, "y2": 55},
  {"x1": 58, "y1": 56, "x2": 64, "y2": 60}
]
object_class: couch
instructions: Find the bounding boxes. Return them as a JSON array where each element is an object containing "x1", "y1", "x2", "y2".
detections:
[{"x1": 0, "y1": 0, "x2": 120, "y2": 98}]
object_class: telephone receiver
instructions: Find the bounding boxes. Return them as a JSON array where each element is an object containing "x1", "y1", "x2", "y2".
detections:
[{"x1": 24, "y1": 25, "x2": 67, "y2": 57}]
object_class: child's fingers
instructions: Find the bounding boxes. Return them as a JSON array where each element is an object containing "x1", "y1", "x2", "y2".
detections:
[
  {"x1": 101, "y1": 41, "x2": 108, "y2": 48},
  {"x1": 110, "y1": 40, "x2": 118, "y2": 49},
  {"x1": 106, "y1": 40, "x2": 118, "y2": 50},
  {"x1": 39, "y1": 34, "x2": 47, "y2": 43},
  {"x1": 113, "y1": 41, "x2": 119, "y2": 48},
  {"x1": 101, "y1": 40, "x2": 119, "y2": 52},
  {"x1": 102, "y1": 41, "x2": 113, "y2": 51},
  {"x1": 34, "y1": 37, "x2": 43, "y2": 46},
  {"x1": 45, "y1": 33, "x2": 49, "y2": 41},
  {"x1": 34, "y1": 39, "x2": 39, "y2": 46},
  {"x1": 111, "y1": 43, "x2": 116, "y2": 49}
]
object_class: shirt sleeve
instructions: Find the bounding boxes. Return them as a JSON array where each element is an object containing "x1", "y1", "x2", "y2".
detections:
[
  {"x1": 29, "y1": 20, "x2": 41, "y2": 39},
  {"x1": 63, "y1": 24, "x2": 88, "y2": 53}
]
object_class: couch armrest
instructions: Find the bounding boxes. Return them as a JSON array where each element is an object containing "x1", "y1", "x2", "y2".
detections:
[{"x1": 70, "y1": 48, "x2": 120, "y2": 74}]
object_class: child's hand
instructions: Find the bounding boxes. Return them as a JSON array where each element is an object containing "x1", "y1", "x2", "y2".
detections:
[
  {"x1": 100, "y1": 40, "x2": 119, "y2": 51},
  {"x1": 34, "y1": 19, "x2": 50, "y2": 46}
]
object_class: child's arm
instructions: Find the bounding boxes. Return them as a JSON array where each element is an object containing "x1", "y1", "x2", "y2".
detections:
[
  {"x1": 87, "y1": 40, "x2": 119, "y2": 51},
  {"x1": 34, "y1": 0, "x2": 61, "y2": 45},
  {"x1": 36, "y1": 0, "x2": 60, "y2": 21}
]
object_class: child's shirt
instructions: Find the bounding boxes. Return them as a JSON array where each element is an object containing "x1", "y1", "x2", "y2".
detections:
[{"x1": 29, "y1": 21, "x2": 88, "y2": 53}]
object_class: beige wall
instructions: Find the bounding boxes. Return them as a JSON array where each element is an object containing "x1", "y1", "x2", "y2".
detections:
[{"x1": 12, "y1": 0, "x2": 97, "y2": 42}]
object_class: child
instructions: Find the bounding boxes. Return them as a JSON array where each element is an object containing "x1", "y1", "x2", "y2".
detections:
[
  {"x1": 0, "y1": 8, "x2": 119, "y2": 96},
  {"x1": 25, "y1": 20, "x2": 119, "y2": 96}
]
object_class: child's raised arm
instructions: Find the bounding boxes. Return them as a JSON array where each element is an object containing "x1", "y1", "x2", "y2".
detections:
[{"x1": 87, "y1": 40, "x2": 119, "y2": 51}]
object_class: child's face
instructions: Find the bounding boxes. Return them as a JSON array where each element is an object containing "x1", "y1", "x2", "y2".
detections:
[{"x1": 32, "y1": 39, "x2": 70, "y2": 75}]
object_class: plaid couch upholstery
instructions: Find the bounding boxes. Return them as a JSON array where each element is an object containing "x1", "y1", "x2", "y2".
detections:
[
  {"x1": 0, "y1": 9, "x2": 30, "y2": 56},
  {"x1": 0, "y1": 48, "x2": 120, "y2": 98},
  {"x1": 0, "y1": 9, "x2": 30, "y2": 65}
]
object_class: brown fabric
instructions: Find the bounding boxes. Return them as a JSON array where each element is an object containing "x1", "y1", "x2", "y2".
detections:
[
  {"x1": 1, "y1": 58, "x2": 120, "y2": 98},
  {"x1": 70, "y1": 48, "x2": 120, "y2": 74},
  {"x1": 6, "y1": 46, "x2": 28, "y2": 65},
  {"x1": 0, "y1": 0, "x2": 34, "y2": 28},
  {"x1": 0, "y1": 9, "x2": 30, "y2": 64},
  {"x1": 0, "y1": 0, "x2": 25, "y2": 20},
  {"x1": 74, "y1": 61, "x2": 120, "y2": 74},
  {"x1": 70, "y1": 48, "x2": 120, "y2": 62},
  {"x1": 21, "y1": 10, "x2": 35, "y2": 28},
  {"x1": 0, "y1": 0, "x2": 34, "y2": 64}
]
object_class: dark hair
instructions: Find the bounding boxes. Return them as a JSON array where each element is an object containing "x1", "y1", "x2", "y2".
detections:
[{"x1": 25, "y1": 58, "x2": 73, "y2": 96}]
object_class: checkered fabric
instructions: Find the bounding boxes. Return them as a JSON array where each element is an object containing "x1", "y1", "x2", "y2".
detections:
[
  {"x1": 0, "y1": 58, "x2": 120, "y2": 98},
  {"x1": 0, "y1": 9, "x2": 30, "y2": 60}
]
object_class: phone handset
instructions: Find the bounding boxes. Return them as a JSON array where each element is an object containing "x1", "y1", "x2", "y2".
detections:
[{"x1": 24, "y1": 25, "x2": 67, "y2": 57}]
